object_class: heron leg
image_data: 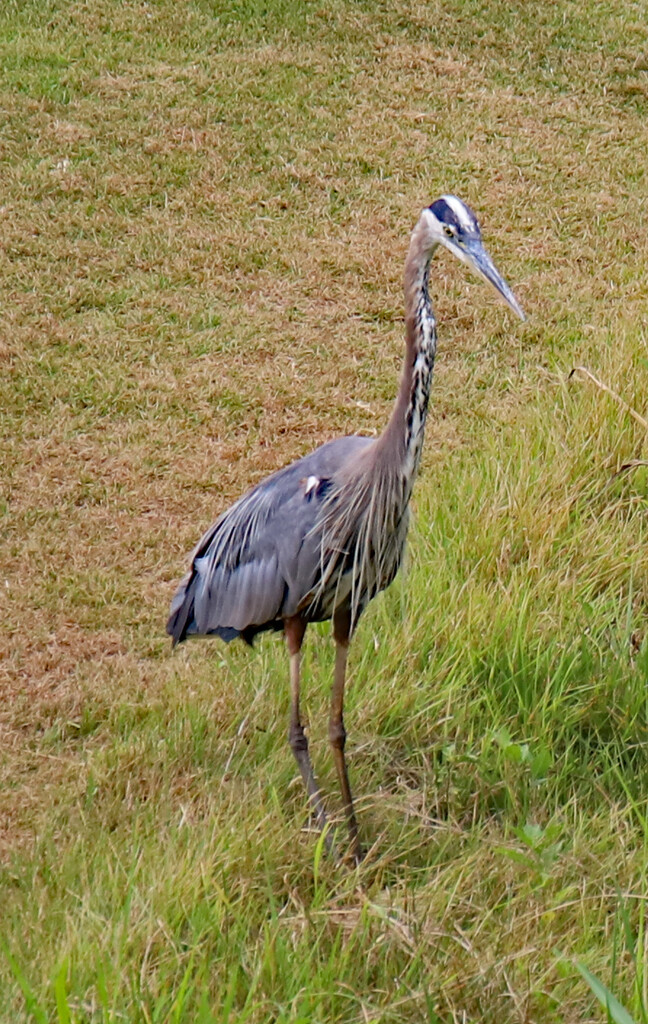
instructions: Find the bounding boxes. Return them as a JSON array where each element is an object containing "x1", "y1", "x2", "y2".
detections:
[
  {"x1": 285, "y1": 616, "x2": 333, "y2": 852},
  {"x1": 330, "y1": 608, "x2": 363, "y2": 864}
]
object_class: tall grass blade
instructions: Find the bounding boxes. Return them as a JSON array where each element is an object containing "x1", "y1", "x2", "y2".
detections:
[
  {"x1": 576, "y1": 962, "x2": 637, "y2": 1024},
  {"x1": 169, "y1": 955, "x2": 194, "y2": 1024},
  {"x1": 0, "y1": 936, "x2": 48, "y2": 1024},
  {"x1": 54, "y1": 960, "x2": 71, "y2": 1024}
]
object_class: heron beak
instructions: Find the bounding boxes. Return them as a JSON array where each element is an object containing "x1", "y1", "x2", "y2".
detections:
[{"x1": 450, "y1": 239, "x2": 526, "y2": 321}]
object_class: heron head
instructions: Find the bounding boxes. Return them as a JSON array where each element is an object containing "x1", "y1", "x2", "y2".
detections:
[{"x1": 424, "y1": 195, "x2": 526, "y2": 321}]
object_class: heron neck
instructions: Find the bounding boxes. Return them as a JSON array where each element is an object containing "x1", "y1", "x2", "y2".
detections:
[{"x1": 377, "y1": 223, "x2": 438, "y2": 484}]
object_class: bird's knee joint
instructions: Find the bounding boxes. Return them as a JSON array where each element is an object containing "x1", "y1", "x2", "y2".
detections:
[
  {"x1": 289, "y1": 722, "x2": 309, "y2": 754},
  {"x1": 329, "y1": 720, "x2": 346, "y2": 750}
]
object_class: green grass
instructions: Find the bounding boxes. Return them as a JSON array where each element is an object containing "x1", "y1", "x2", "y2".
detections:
[{"x1": 2, "y1": 0, "x2": 648, "y2": 1021}]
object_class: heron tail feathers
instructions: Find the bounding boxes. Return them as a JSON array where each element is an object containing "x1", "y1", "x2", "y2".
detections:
[
  {"x1": 166, "y1": 571, "x2": 250, "y2": 646},
  {"x1": 166, "y1": 571, "x2": 196, "y2": 646}
]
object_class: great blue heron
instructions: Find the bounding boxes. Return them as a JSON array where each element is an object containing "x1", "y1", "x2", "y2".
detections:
[{"x1": 167, "y1": 196, "x2": 525, "y2": 863}]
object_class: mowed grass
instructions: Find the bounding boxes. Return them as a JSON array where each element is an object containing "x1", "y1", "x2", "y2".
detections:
[{"x1": 2, "y1": 0, "x2": 648, "y2": 1020}]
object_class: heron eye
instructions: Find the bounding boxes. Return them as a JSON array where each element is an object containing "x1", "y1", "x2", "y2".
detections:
[{"x1": 443, "y1": 225, "x2": 455, "y2": 238}]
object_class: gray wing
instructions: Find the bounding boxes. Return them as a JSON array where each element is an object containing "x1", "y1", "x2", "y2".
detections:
[{"x1": 167, "y1": 435, "x2": 373, "y2": 645}]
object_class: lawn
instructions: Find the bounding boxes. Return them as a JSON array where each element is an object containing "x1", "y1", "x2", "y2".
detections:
[{"x1": 2, "y1": 1, "x2": 648, "y2": 1021}]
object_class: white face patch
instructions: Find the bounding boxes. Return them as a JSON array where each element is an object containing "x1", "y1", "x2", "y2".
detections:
[
  {"x1": 420, "y1": 207, "x2": 437, "y2": 232},
  {"x1": 440, "y1": 194, "x2": 478, "y2": 234}
]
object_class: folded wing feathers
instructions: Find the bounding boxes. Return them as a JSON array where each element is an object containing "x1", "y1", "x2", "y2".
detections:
[
  {"x1": 168, "y1": 434, "x2": 383, "y2": 642},
  {"x1": 194, "y1": 553, "x2": 284, "y2": 633}
]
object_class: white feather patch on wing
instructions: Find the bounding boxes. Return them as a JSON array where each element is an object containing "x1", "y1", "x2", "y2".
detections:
[{"x1": 304, "y1": 475, "x2": 320, "y2": 495}]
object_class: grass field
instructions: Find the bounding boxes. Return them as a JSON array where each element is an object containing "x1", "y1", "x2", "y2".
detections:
[{"x1": 3, "y1": 1, "x2": 648, "y2": 1020}]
